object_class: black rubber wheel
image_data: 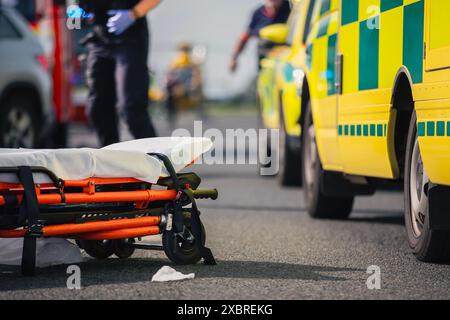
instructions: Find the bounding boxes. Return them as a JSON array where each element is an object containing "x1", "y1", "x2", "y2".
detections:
[
  {"x1": 79, "y1": 240, "x2": 114, "y2": 259},
  {"x1": 21, "y1": 237, "x2": 36, "y2": 277},
  {"x1": 404, "y1": 112, "x2": 450, "y2": 262},
  {"x1": 301, "y1": 101, "x2": 354, "y2": 219},
  {"x1": 278, "y1": 120, "x2": 302, "y2": 187},
  {"x1": 162, "y1": 212, "x2": 205, "y2": 265},
  {"x1": 0, "y1": 95, "x2": 39, "y2": 148},
  {"x1": 259, "y1": 129, "x2": 273, "y2": 170},
  {"x1": 113, "y1": 239, "x2": 136, "y2": 259},
  {"x1": 256, "y1": 95, "x2": 274, "y2": 173}
]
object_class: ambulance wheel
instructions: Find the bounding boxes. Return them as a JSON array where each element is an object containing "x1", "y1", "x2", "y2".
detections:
[
  {"x1": 113, "y1": 239, "x2": 135, "y2": 259},
  {"x1": 257, "y1": 98, "x2": 274, "y2": 172},
  {"x1": 162, "y1": 212, "x2": 205, "y2": 265},
  {"x1": 404, "y1": 112, "x2": 450, "y2": 262},
  {"x1": 302, "y1": 101, "x2": 354, "y2": 219},
  {"x1": 79, "y1": 240, "x2": 114, "y2": 260},
  {"x1": 279, "y1": 121, "x2": 302, "y2": 187}
]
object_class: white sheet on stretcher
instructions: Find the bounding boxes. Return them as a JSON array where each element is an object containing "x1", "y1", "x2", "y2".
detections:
[{"x1": 0, "y1": 137, "x2": 212, "y2": 184}]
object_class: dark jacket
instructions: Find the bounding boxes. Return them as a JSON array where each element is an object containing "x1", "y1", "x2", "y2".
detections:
[{"x1": 79, "y1": 0, "x2": 148, "y2": 44}]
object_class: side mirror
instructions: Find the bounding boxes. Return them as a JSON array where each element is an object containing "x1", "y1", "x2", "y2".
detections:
[{"x1": 259, "y1": 24, "x2": 289, "y2": 45}]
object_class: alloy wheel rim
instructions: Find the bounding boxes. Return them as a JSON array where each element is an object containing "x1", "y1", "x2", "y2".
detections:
[{"x1": 409, "y1": 137, "x2": 429, "y2": 237}]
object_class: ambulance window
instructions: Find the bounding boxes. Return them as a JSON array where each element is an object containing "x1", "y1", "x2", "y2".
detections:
[
  {"x1": 287, "y1": 3, "x2": 302, "y2": 45},
  {"x1": 319, "y1": 0, "x2": 331, "y2": 15},
  {"x1": 0, "y1": 12, "x2": 21, "y2": 39},
  {"x1": 302, "y1": 0, "x2": 316, "y2": 43}
]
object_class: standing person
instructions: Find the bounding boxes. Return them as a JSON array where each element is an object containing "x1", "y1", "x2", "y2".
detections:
[
  {"x1": 229, "y1": 0, "x2": 291, "y2": 73},
  {"x1": 79, "y1": 0, "x2": 161, "y2": 146},
  {"x1": 165, "y1": 43, "x2": 204, "y2": 127}
]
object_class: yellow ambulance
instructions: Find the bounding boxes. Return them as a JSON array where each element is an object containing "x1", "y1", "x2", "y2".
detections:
[
  {"x1": 260, "y1": 0, "x2": 450, "y2": 262},
  {"x1": 257, "y1": 0, "x2": 313, "y2": 186}
]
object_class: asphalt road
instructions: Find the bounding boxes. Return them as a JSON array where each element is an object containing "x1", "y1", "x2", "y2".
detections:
[{"x1": 1, "y1": 111, "x2": 450, "y2": 299}]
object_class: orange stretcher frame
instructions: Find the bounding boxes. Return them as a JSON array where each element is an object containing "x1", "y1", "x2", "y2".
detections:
[
  {"x1": 0, "y1": 176, "x2": 176, "y2": 240},
  {"x1": 0, "y1": 154, "x2": 218, "y2": 276},
  {"x1": 0, "y1": 216, "x2": 161, "y2": 239}
]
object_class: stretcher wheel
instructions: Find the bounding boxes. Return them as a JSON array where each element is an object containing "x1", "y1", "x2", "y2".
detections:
[
  {"x1": 162, "y1": 212, "x2": 206, "y2": 265},
  {"x1": 79, "y1": 240, "x2": 114, "y2": 259},
  {"x1": 113, "y1": 239, "x2": 135, "y2": 259},
  {"x1": 21, "y1": 237, "x2": 36, "y2": 276}
]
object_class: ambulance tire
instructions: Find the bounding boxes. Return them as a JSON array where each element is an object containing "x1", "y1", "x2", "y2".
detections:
[
  {"x1": 258, "y1": 126, "x2": 273, "y2": 171},
  {"x1": 79, "y1": 240, "x2": 114, "y2": 260},
  {"x1": 163, "y1": 212, "x2": 205, "y2": 265},
  {"x1": 404, "y1": 112, "x2": 450, "y2": 262},
  {"x1": 279, "y1": 124, "x2": 302, "y2": 187},
  {"x1": 257, "y1": 95, "x2": 274, "y2": 172},
  {"x1": 302, "y1": 101, "x2": 354, "y2": 220}
]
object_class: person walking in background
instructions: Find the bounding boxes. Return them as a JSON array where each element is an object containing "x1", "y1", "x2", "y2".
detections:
[
  {"x1": 79, "y1": 0, "x2": 161, "y2": 146},
  {"x1": 229, "y1": 0, "x2": 291, "y2": 73}
]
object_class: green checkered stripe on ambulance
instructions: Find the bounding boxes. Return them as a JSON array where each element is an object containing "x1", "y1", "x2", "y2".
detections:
[
  {"x1": 418, "y1": 121, "x2": 450, "y2": 137},
  {"x1": 340, "y1": 0, "x2": 424, "y2": 93},
  {"x1": 338, "y1": 123, "x2": 387, "y2": 137},
  {"x1": 307, "y1": 0, "x2": 339, "y2": 97}
]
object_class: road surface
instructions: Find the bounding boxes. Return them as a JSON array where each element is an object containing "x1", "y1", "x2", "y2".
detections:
[{"x1": 1, "y1": 111, "x2": 450, "y2": 299}]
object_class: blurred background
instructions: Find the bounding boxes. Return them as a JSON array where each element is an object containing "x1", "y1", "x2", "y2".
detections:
[
  {"x1": 151, "y1": 0, "x2": 261, "y2": 100},
  {"x1": 0, "y1": 0, "x2": 263, "y2": 149}
]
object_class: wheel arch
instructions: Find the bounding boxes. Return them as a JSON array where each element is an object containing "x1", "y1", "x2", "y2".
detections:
[
  {"x1": 389, "y1": 67, "x2": 415, "y2": 180},
  {"x1": 299, "y1": 73, "x2": 311, "y2": 135}
]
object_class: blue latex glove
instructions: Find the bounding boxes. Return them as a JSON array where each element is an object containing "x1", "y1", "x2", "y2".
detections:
[
  {"x1": 107, "y1": 10, "x2": 136, "y2": 35},
  {"x1": 66, "y1": 5, "x2": 94, "y2": 19}
]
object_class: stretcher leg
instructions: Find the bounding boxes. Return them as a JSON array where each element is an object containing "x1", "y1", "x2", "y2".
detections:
[{"x1": 21, "y1": 236, "x2": 36, "y2": 276}]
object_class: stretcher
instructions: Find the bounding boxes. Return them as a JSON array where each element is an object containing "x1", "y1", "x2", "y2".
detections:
[{"x1": 0, "y1": 137, "x2": 217, "y2": 276}]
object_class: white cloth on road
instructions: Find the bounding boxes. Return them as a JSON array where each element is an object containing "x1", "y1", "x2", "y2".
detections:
[
  {"x1": 151, "y1": 266, "x2": 195, "y2": 282},
  {"x1": 0, "y1": 137, "x2": 213, "y2": 184},
  {"x1": 0, "y1": 238, "x2": 83, "y2": 267}
]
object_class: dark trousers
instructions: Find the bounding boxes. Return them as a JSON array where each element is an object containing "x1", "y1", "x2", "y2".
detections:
[
  {"x1": 86, "y1": 38, "x2": 157, "y2": 147},
  {"x1": 165, "y1": 83, "x2": 177, "y2": 125}
]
